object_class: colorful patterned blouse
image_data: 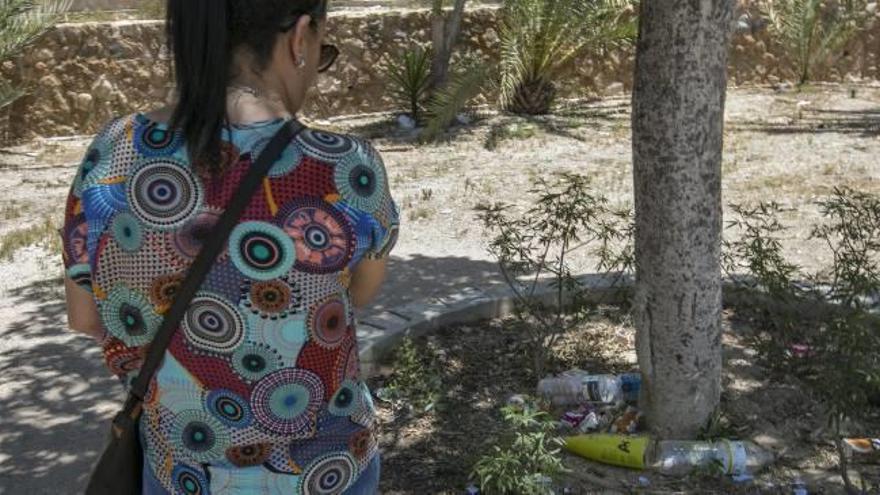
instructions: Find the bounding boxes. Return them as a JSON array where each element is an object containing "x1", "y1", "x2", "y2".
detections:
[{"x1": 61, "y1": 113, "x2": 399, "y2": 494}]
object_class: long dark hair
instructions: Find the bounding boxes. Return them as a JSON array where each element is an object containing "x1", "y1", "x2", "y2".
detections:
[{"x1": 165, "y1": 0, "x2": 326, "y2": 175}]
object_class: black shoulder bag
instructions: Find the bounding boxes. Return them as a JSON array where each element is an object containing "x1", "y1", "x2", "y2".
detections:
[{"x1": 85, "y1": 119, "x2": 304, "y2": 494}]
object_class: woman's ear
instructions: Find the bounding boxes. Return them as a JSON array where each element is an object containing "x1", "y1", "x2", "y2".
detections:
[{"x1": 286, "y1": 15, "x2": 314, "y2": 67}]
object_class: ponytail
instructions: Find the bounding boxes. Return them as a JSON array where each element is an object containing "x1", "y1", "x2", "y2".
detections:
[{"x1": 166, "y1": 0, "x2": 230, "y2": 173}]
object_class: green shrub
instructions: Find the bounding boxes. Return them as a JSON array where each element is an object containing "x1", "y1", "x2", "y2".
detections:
[
  {"x1": 383, "y1": 336, "x2": 443, "y2": 415},
  {"x1": 383, "y1": 45, "x2": 433, "y2": 124},
  {"x1": 498, "y1": 0, "x2": 636, "y2": 114},
  {"x1": 471, "y1": 398, "x2": 567, "y2": 495},
  {"x1": 475, "y1": 172, "x2": 633, "y2": 377},
  {"x1": 763, "y1": 0, "x2": 871, "y2": 85}
]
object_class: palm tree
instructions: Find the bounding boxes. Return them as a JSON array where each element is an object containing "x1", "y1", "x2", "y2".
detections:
[
  {"x1": 499, "y1": 0, "x2": 637, "y2": 115},
  {"x1": 764, "y1": 0, "x2": 869, "y2": 86},
  {"x1": 0, "y1": 0, "x2": 71, "y2": 109}
]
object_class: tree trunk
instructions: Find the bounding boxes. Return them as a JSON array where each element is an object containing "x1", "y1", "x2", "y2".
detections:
[
  {"x1": 631, "y1": 0, "x2": 735, "y2": 440},
  {"x1": 429, "y1": 0, "x2": 467, "y2": 91}
]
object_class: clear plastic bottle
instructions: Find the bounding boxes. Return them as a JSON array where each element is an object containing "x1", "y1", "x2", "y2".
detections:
[
  {"x1": 649, "y1": 440, "x2": 774, "y2": 476},
  {"x1": 537, "y1": 371, "x2": 630, "y2": 406}
]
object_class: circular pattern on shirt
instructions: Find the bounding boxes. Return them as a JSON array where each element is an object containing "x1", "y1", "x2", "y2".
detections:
[
  {"x1": 226, "y1": 443, "x2": 272, "y2": 467},
  {"x1": 307, "y1": 295, "x2": 348, "y2": 349},
  {"x1": 129, "y1": 159, "x2": 202, "y2": 230},
  {"x1": 298, "y1": 452, "x2": 357, "y2": 494},
  {"x1": 103, "y1": 338, "x2": 143, "y2": 375},
  {"x1": 277, "y1": 198, "x2": 355, "y2": 274},
  {"x1": 62, "y1": 213, "x2": 89, "y2": 265},
  {"x1": 182, "y1": 293, "x2": 245, "y2": 354},
  {"x1": 229, "y1": 221, "x2": 295, "y2": 281},
  {"x1": 170, "y1": 410, "x2": 230, "y2": 463},
  {"x1": 111, "y1": 212, "x2": 143, "y2": 252},
  {"x1": 296, "y1": 129, "x2": 356, "y2": 161},
  {"x1": 231, "y1": 342, "x2": 281, "y2": 382},
  {"x1": 73, "y1": 135, "x2": 112, "y2": 196},
  {"x1": 329, "y1": 380, "x2": 360, "y2": 416},
  {"x1": 171, "y1": 463, "x2": 209, "y2": 495},
  {"x1": 149, "y1": 272, "x2": 184, "y2": 311},
  {"x1": 348, "y1": 429, "x2": 372, "y2": 461},
  {"x1": 172, "y1": 208, "x2": 222, "y2": 260},
  {"x1": 135, "y1": 120, "x2": 184, "y2": 157},
  {"x1": 206, "y1": 389, "x2": 252, "y2": 428},
  {"x1": 334, "y1": 147, "x2": 387, "y2": 214},
  {"x1": 250, "y1": 368, "x2": 324, "y2": 435},
  {"x1": 100, "y1": 285, "x2": 161, "y2": 347},
  {"x1": 249, "y1": 280, "x2": 292, "y2": 315}
]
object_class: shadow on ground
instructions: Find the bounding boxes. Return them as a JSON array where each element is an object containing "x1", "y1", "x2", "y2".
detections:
[
  {"x1": 0, "y1": 254, "x2": 505, "y2": 494},
  {"x1": 732, "y1": 107, "x2": 880, "y2": 137}
]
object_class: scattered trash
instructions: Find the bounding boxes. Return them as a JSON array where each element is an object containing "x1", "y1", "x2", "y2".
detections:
[
  {"x1": 637, "y1": 475, "x2": 651, "y2": 487},
  {"x1": 564, "y1": 434, "x2": 651, "y2": 470},
  {"x1": 732, "y1": 473, "x2": 754, "y2": 484},
  {"x1": 610, "y1": 406, "x2": 642, "y2": 434},
  {"x1": 396, "y1": 114, "x2": 417, "y2": 130},
  {"x1": 565, "y1": 435, "x2": 774, "y2": 477},
  {"x1": 791, "y1": 478, "x2": 808, "y2": 495},
  {"x1": 651, "y1": 439, "x2": 774, "y2": 476},
  {"x1": 788, "y1": 343, "x2": 816, "y2": 359},
  {"x1": 505, "y1": 393, "x2": 527, "y2": 411},
  {"x1": 843, "y1": 437, "x2": 880, "y2": 454},
  {"x1": 464, "y1": 482, "x2": 481, "y2": 495},
  {"x1": 538, "y1": 370, "x2": 641, "y2": 406}
]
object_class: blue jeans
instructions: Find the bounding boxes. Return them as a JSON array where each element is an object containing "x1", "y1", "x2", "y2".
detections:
[{"x1": 343, "y1": 453, "x2": 381, "y2": 495}]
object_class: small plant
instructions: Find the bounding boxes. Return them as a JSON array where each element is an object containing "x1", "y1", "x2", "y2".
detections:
[
  {"x1": 722, "y1": 188, "x2": 880, "y2": 493},
  {"x1": 763, "y1": 0, "x2": 870, "y2": 86},
  {"x1": 383, "y1": 45, "x2": 433, "y2": 124},
  {"x1": 420, "y1": 188, "x2": 434, "y2": 201},
  {"x1": 421, "y1": 56, "x2": 489, "y2": 142},
  {"x1": 0, "y1": 0, "x2": 71, "y2": 109},
  {"x1": 498, "y1": 0, "x2": 636, "y2": 114},
  {"x1": 475, "y1": 172, "x2": 633, "y2": 377},
  {"x1": 0, "y1": 216, "x2": 62, "y2": 260},
  {"x1": 471, "y1": 397, "x2": 567, "y2": 495},
  {"x1": 382, "y1": 336, "x2": 443, "y2": 415}
]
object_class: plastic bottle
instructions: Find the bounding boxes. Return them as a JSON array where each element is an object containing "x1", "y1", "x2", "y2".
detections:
[
  {"x1": 649, "y1": 440, "x2": 774, "y2": 476},
  {"x1": 538, "y1": 371, "x2": 638, "y2": 406},
  {"x1": 464, "y1": 483, "x2": 480, "y2": 495}
]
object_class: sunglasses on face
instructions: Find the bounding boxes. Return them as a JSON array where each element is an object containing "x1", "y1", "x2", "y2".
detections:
[{"x1": 279, "y1": 1, "x2": 339, "y2": 73}]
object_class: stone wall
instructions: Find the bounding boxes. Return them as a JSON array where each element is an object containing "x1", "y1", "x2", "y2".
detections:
[{"x1": 2, "y1": 6, "x2": 879, "y2": 142}]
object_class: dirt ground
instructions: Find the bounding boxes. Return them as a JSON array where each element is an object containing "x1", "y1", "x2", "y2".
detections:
[
  {"x1": 369, "y1": 304, "x2": 880, "y2": 494},
  {"x1": 0, "y1": 84, "x2": 878, "y2": 493}
]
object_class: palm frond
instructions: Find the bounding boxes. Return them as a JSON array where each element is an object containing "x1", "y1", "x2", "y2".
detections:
[
  {"x1": 498, "y1": 0, "x2": 637, "y2": 113},
  {"x1": 763, "y1": 0, "x2": 868, "y2": 84},
  {"x1": 421, "y1": 58, "x2": 489, "y2": 142},
  {"x1": 382, "y1": 45, "x2": 433, "y2": 122},
  {"x1": 0, "y1": 0, "x2": 71, "y2": 61}
]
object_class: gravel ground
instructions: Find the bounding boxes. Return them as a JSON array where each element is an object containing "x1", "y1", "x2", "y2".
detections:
[{"x1": 0, "y1": 85, "x2": 877, "y2": 493}]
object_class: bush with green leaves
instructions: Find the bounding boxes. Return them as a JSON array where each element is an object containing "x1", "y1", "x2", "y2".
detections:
[
  {"x1": 475, "y1": 172, "x2": 633, "y2": 378},
  {"x1": 0, "y1": 0, "x2": 70, "y2": 109},
  {"x1": 471, "y1": 398, "x2": 567, "y2": 495},
  {"x1": 498, "y1": 0, "x2": 636, "y2": 115},
  {"x1": 723, "y1": 187, "x2": 880, "y2": 493},
  {"x1": 420, "y1": 55, "x2": 490, "y2": 142},
  {"x1": 383, "y1": 45, "x2": 433, "y2": 124},
  {"x1": 763, "y1": 0, "x2": 871, "y2": 86},
  {"x1": 382, "y1": 336, "x2": 443, "y2": 415}
]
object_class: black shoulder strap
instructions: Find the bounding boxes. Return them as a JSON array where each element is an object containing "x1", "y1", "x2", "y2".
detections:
[{"x1": 124, "y1": 118, "x2": 304, "y2": 412}]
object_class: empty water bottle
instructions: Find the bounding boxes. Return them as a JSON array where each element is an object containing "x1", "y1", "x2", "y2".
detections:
[
  {"x1": 538, "y1": 371, "x2": 641, "y2": 406},
  {"x1": 649, "y1": 440, "x2": 774, "y2": 476}
]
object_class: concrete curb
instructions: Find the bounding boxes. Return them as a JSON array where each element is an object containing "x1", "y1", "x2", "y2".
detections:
[
  {"x1": 356, "y1": 273, "x2": 633, "y2": 378},
  {"x1": 356, "y1": 272, "x2": 880, "y2": 378}
]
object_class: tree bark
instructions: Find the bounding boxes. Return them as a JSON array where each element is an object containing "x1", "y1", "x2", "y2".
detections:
[
  {"x1": 429, "y1": 0, "x2": 467, "y2": 90},
  {"x1": 631, "y1": 0, "x2": 735, "y2": 440}
]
